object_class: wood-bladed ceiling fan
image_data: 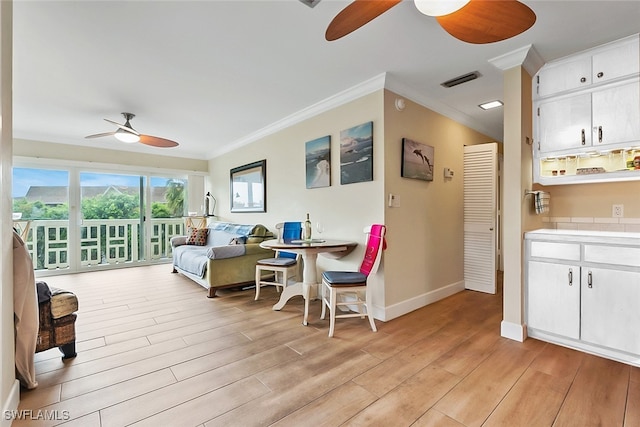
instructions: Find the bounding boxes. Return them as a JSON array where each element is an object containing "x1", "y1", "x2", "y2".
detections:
[
  {"x1": 85, "y1": 112, "x2": 179, "y2": 148},
  {"x1": 325, "y1": 0, "x2": 537, "y2": 44}
]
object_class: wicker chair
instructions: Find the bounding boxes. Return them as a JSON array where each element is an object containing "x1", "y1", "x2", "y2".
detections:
[{"x1": 36, "y1": 285, "x2": 78, "y2": 360}]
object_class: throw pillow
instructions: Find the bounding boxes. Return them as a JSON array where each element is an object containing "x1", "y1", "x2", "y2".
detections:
[{"x1": 186, "y1": 228, "x2": 208, "y2": 246}]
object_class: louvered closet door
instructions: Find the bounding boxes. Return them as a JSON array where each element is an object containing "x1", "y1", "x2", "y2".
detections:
[{"x1": 463, "y1": 143, "x2": 497, "y2": 294}]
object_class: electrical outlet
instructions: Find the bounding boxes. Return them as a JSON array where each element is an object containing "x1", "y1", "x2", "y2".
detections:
[{"x1": 612, "y1": 204, "x2": 624, "y2": 218}]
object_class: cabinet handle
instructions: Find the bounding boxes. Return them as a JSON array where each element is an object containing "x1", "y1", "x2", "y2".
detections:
[
  {"x1": 588, "y1": 271, "x2": 593, "y2": 288},
  {"x1": 580, "y1": 77, "x2": 587, "y2": 83},
  {"x1": 581, "y1": 129, "x2": 586, "y2": 145},
  {"x1": 597, "y1": 71, "x2": 604, "y2": 78},
  {"x1": 568, "y1": 268, "x2": 573, "y2": 286},
  {"x1": 598, "y1": 126, "x2": 603, "y2": 143}
]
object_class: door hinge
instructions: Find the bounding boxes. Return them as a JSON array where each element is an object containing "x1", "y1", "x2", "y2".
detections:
[{"x1": 537, "y1": 107, "x2": 540, "y2": 116}]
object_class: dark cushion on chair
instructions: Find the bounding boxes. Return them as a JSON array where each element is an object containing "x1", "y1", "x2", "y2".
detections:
[
  {"x1": 257, "y1": 258, "x2": 297, "y2": 267},
  {"x1": 322, "y1": 271, "x2": 367, "y2": 285}
]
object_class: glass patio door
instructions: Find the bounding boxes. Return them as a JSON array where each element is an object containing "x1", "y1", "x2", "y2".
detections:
[
  {"x1": 148, "y1": 177, "x2": 187, "y2": 261},
  {"x1": 13, "y1": 165, "x2": 188, "y2": 274},
  {"x1": 78, "y1": 172, "x2": 187, "y2": 270},
  {"x1": 12, "y1": 167, "x2": 71, "y2": 272},
  {"x1": 79, "y1": 172, "x2": 146, "y2": 268}
]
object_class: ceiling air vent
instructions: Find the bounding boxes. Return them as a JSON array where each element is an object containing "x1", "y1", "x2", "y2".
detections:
[
  {"x1": 299, "y1": 0, "x2": 321, "y2": 8},
  {"x1": 441, "y1": 71, "x2": 481, "y2": 88}
]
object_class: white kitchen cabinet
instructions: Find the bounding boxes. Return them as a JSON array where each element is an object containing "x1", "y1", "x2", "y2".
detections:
[
  {"x1": 532, "y1": 34, "x2": 640, "y2": 185},
  {"x1": 537, "y1": 80, "x2": 640, "y2": 155},
  {"x1": 591, "y1": 36, "x2": 640, "y2": 85},
  {"x1": 537, "y1": 93, "x2": 591, "y2": 152},
  {"x1": 536, "y1": 57, "x2": 591, "y2": 97},
  {"x1": 536, "y1": 34, "x2": 639, "y2": 98},
  {"x1": 591, "y1": 80, "x2": 640, "y2": 146},
  {"x1": 527, "y1": 261, "x2": 580, "y2": 339},
  {"x1": 581, "y1": 267, "x2": 640, "y2": 355},
  {"x1": 525, "y1": 229, "x2": 640, "y2": 367}
]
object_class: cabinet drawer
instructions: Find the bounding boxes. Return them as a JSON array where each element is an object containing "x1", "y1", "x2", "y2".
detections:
[
  {"x1": 530, "y1": 241, "x2": 581, "y2": 261},
  {"x1": 584, "y1": 245, "x2": 640, "y2": 267}
]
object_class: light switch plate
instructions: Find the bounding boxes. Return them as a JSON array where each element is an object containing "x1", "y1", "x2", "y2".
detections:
[{"x1": 388, "y1": 193, "x2": 401, "y2": 208}]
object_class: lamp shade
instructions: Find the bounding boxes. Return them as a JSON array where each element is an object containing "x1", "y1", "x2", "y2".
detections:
[
  {"x1": 414, "y1": 0, "x2": 470, "y2": 16},
  {"x1": 114, "y1": 129, "x2": 140, "y2": 143}
]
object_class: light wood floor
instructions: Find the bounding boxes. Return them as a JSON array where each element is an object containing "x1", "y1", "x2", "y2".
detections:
[{"x1": 16, "y1": 264, "x2": 640, "y2": 427}]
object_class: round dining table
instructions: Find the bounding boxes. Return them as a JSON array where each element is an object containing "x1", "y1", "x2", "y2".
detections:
[{"x1": 259, "y1": 238, "x2": 357, "y2": 325}]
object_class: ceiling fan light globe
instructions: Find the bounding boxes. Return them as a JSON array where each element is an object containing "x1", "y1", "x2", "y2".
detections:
[
  {"x1": 414, "y1": 0, "x2": 470, "y2": 16},
  {"x1": 114, "y1": 130, "x2": 140, "y2": 143}
]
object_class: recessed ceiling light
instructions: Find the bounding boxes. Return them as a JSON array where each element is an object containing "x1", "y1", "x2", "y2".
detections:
[{"x1": 479, "y1": 100, "x2": 503, "y2": 110}]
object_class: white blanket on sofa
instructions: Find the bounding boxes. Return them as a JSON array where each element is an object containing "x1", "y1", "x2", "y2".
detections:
[{"x1": 173, "y1": 244, "x2": 246, "y2": 278}]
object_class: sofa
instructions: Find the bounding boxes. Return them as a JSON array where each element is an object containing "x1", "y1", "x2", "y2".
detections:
[{"x1": 171, "y1": 221, "x2": 275, "y2": 297}]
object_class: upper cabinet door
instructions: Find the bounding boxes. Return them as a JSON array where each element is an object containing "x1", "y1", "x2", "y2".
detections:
[
  {"x1": 592, "y1": 80, "x2": 640, "y2": 146},
  {"x1": 536, "y1": 58, "x2": 592, "y2": 98},
  {"x1": 538, "y1": 93, "x2": 592, "y2": 153},
  {"x1": 592, "y1": 37, "x2": 640, "y2": 84}
]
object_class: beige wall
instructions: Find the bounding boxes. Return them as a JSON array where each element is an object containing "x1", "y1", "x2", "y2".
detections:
[
  {"x1": 209, "y1": 92, "x2": 386, "y2": 307},
  {"x1": 502, "y1": 66, "x2": 539, "y2": 341},
  {"x1": 382, "y1": 91, "x2": 493, "y2": 310},
  {"x1": 539, "y1": 181, "x2": 640, "y2": 219},
  {"x1": 209, "y1": 89, "x2": 493, "y2": 320}
]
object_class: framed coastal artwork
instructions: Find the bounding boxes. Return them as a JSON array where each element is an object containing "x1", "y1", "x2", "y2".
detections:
[
  {"x1": 230, "y1": 159, "x2": 266, "y2": 213},
  {"x1": 305, "y1": 135, "x2": 331, "y2": 189},
  {"x1": 401, "y1": 138, "x2": 434, "y2": 181},
  {"x1": 340, "y1": 121, "x2": 373, "y2": 185}
]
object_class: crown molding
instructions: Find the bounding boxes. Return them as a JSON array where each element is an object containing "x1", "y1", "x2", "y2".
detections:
[
  {"x1": 208, "y1": 69, "x2": 506, "y2": 158},
  {"x1": 208, "y1": 73, "x2": 387, "y2": 158},
  {"x1": 489, "y1": 44, "x2": 544, "y2": 76},
  {"x1": 385, "y1": 74, "x2": 503, "y2": 142}
]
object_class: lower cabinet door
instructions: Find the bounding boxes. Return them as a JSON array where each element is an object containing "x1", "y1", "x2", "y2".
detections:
[
  {"x1": 527, "y1": 261, "x2": 581, "y2": 339},
  {"x1": 581, "y1": 267, "x2": 640, "y2": 355}
]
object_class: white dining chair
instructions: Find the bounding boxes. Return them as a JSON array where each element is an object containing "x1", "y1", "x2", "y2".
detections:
[
  {"x1": 320, "y1": 224, "x2": 386, "y2": 337},
  {"x1": 255, "y1": 222, "x2": 302, "y2": 300}
]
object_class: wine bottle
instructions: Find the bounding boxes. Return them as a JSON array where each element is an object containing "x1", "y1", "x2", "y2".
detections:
[{"x1": 304, "y1": 213, "x2": 312, "y2": 240}]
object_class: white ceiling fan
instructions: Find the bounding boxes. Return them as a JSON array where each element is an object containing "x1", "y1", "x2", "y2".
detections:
[{"x1": 85, "y1": 112, "x2": 179, "y2": 148}]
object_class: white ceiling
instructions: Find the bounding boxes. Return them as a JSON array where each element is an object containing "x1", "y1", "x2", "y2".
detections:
[{"x1": 12, "y1": 0, "x2": 640, "y2": 160}]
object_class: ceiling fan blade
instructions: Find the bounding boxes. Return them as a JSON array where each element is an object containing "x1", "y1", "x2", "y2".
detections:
[
  {"x1": 139, "y1": 134, "x2": 179, "y2": 148},
  {"x1": 326, "y1": 0, "x2": 401, "y2": 41},
  {"x1": 436, "y1": 0, "x2": 536, "y2": 44},
  {"x1": 85, "y1": 131, "x2": 116, "y2": 139},
  {"x1": 104, "y1": 118, "x2": 140, "y2": 135}
]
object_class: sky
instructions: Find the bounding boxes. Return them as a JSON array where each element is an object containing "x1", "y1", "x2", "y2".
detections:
[{"x1": 13, "y1": 168, "x2": 174, "y2": 197}]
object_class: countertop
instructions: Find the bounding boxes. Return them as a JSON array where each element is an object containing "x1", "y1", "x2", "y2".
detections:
[{"x1": 525, "y1": 228, "x2": 640, "y2": 246}]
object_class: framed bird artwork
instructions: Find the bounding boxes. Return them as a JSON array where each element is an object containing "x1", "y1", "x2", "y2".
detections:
[{"x1": 401, "y1": 138, "x2": 434, "y2": 182}]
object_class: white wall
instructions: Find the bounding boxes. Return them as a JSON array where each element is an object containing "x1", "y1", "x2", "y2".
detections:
[
  {"x1": 13, "y1": 138, "x2": 209, "y2": 173},
  {"x1": 1, "y1": 1, "x2": 18, "y2": 422}
]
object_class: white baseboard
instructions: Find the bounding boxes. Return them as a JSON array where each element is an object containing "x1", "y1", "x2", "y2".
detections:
[
  {"x1": 374, "y1": 280, "x2": 465, "y2": 322},
  {"x1": 501, "y1": 320, "x2": 527, "y2": 342},
  {"x1": 1, "y1": 380, "x2": 20, "y2": 427}
]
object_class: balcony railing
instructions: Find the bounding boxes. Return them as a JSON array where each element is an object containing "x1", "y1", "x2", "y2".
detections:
[{"x1": 18, "y1": 218, "x2": 185, "y2": 271}]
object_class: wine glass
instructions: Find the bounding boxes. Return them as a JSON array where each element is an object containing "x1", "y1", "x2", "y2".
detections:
[{"x1": 316, "y1": 222, "x2": 324, "y2": 235}]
